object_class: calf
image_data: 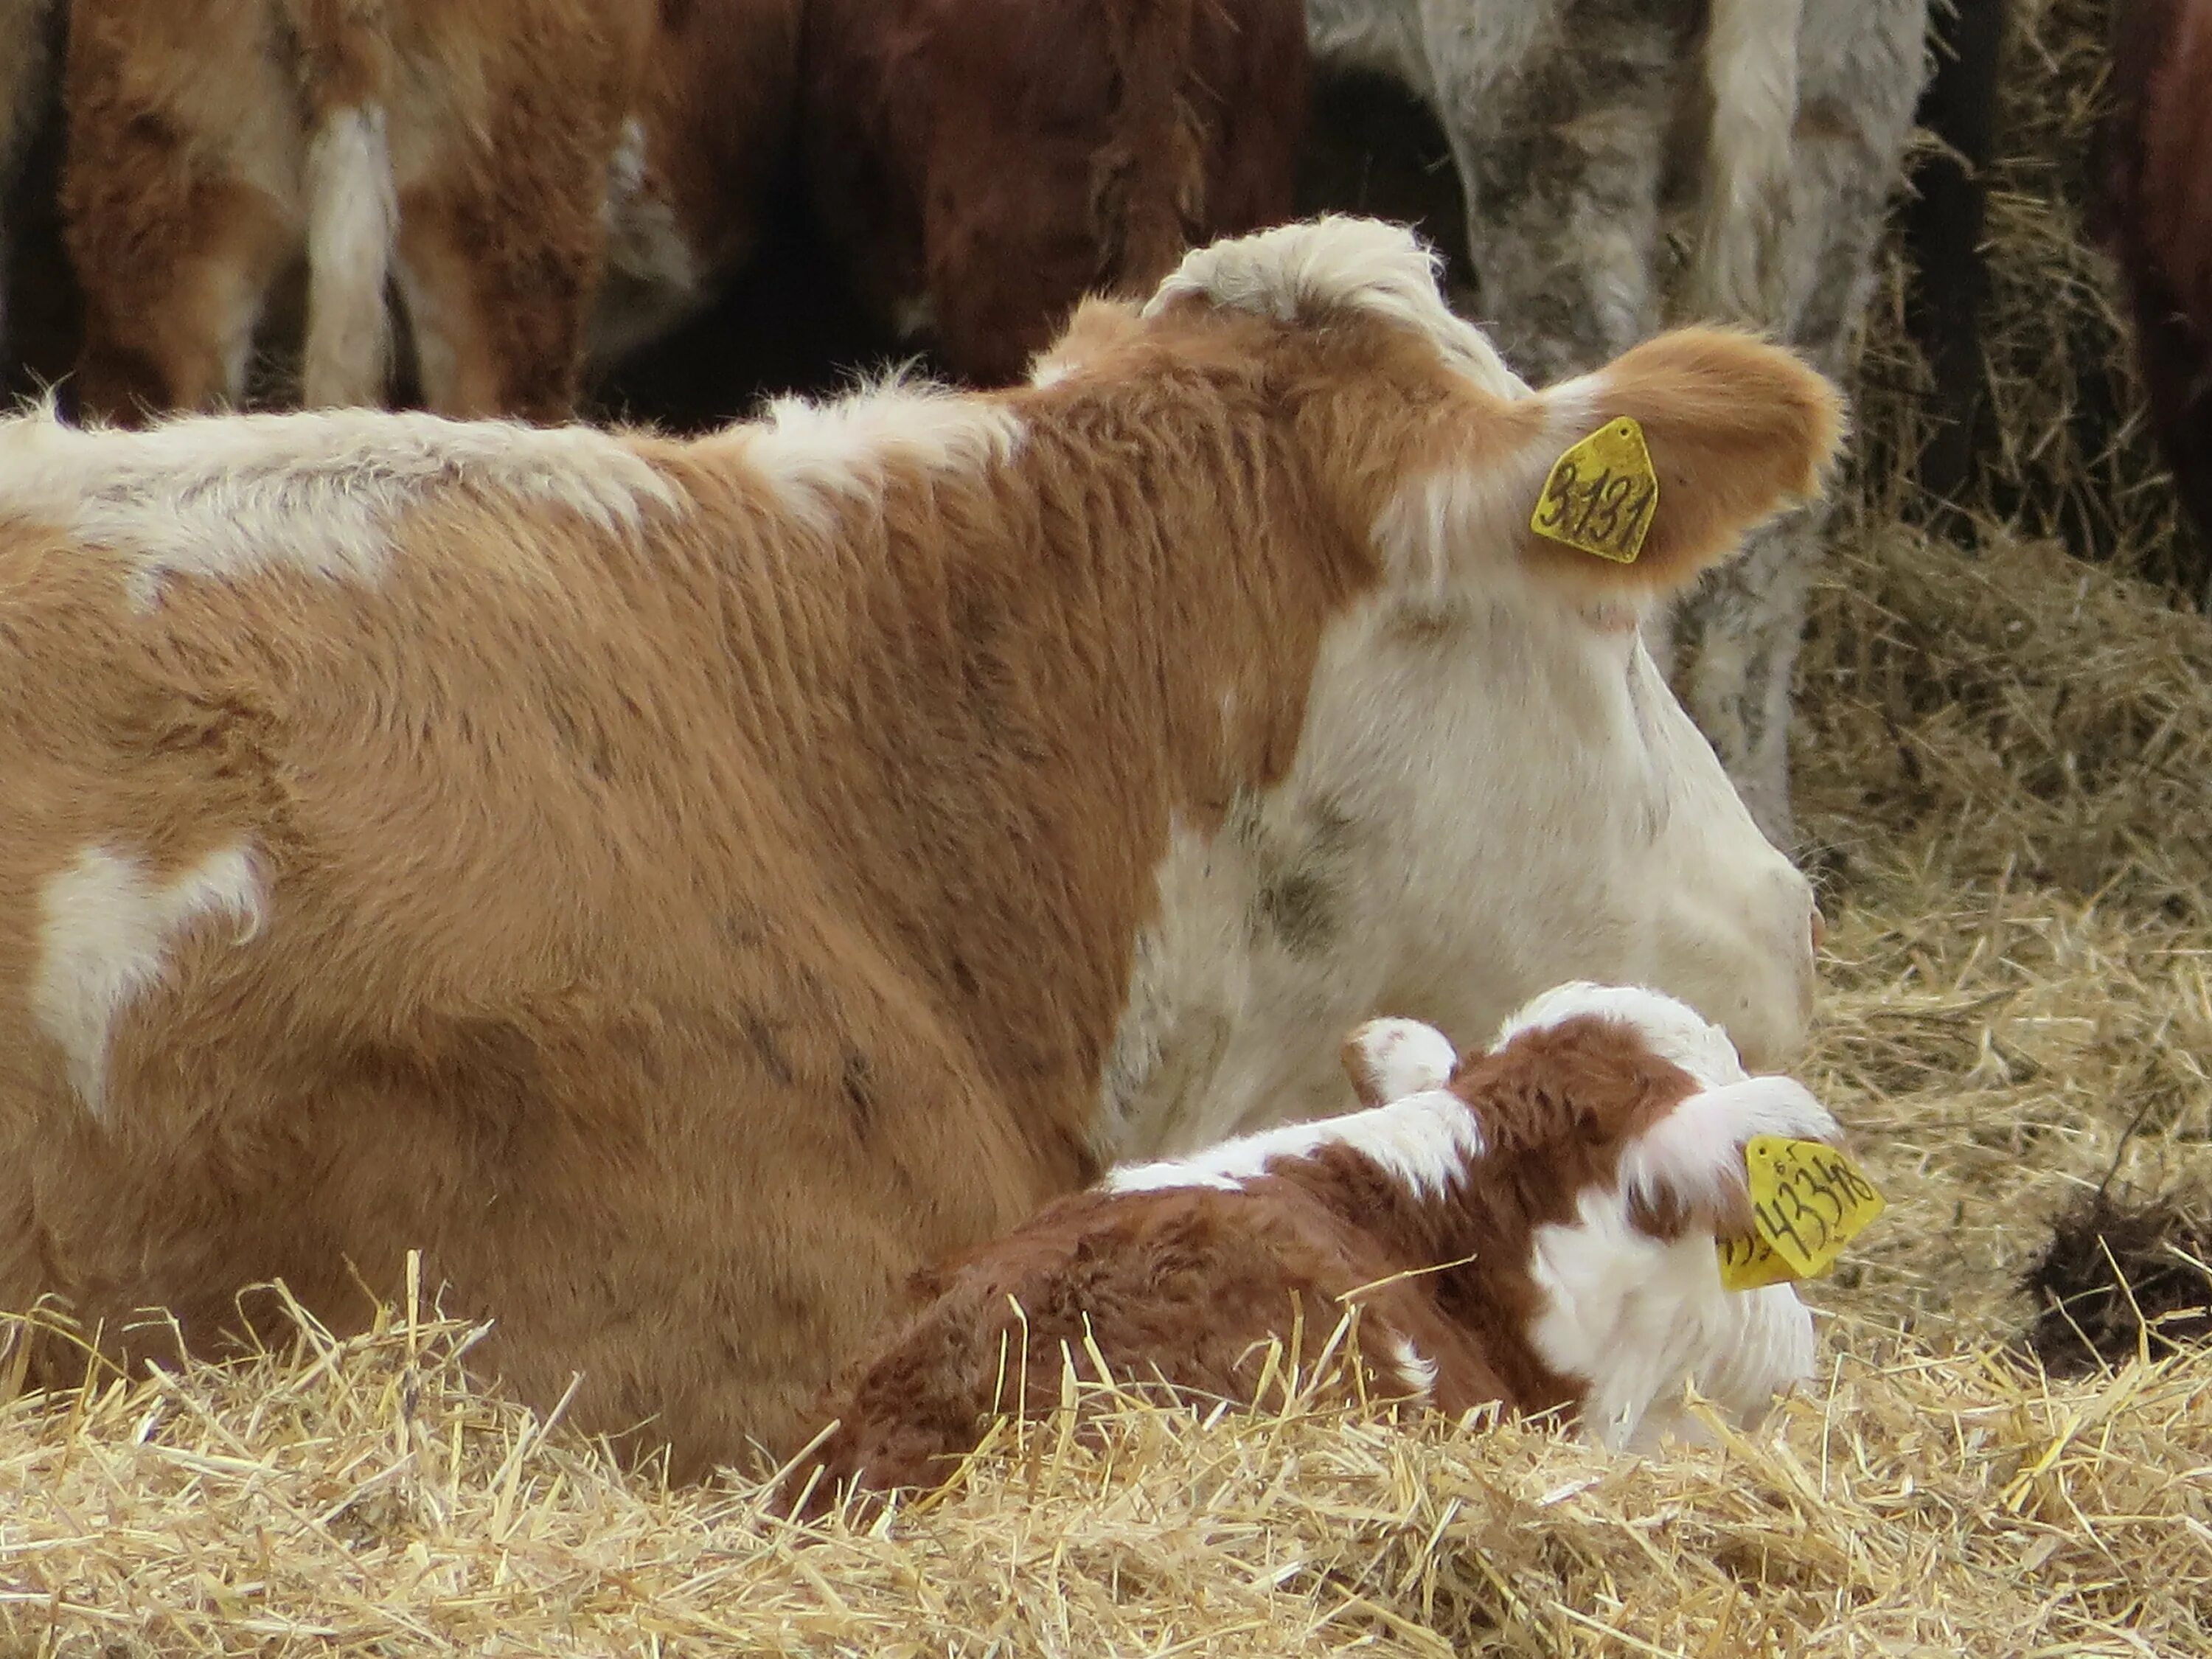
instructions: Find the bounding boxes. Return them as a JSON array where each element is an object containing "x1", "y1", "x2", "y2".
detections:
[
  {"x1": 0, "y1": 218, "x2": 1832, "y2": 1475},
  {"x1": 797, "y1": 0, "x2": 1310, "y2": 386},
  {"x1": 1303, "y1": 0, "x2": 1929, "y2": 839},
  {"x1": 60, "y1": 0, "x2": 651, "y2": 422},
  {"x1": 785, "y1": 984, "x2": 1832, "y2": 1516}
]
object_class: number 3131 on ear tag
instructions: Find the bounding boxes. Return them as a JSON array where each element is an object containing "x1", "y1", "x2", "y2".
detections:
[{"x1": 1529, "y1": 417, "x2": 1660, "y2": 565}]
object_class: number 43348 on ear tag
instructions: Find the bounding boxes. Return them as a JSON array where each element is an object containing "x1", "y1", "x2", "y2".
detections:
[
  {"x1": 1529, "y1": 417, "x2": 1660, "y2": 564},
  {"x1": 1716, "y1": 1136, "x2": 1887, "y2": 1293}
]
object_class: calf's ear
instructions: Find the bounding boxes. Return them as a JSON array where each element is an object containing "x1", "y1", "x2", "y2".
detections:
[
  {"x1": 1616, "y1": 1075, "x2": 1841, "y2": 1236},
  {"x1": 1340, "y1": 1018, "x2": 1458, "y2": 1109},
  {"x1": 1522, "y1": 328, "x2": 1845, "y2": 600}
]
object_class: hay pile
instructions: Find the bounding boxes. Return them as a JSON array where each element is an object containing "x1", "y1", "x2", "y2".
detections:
[
  {"x1": 1863, "y1": 0, "x2": 2202, "y2": 588},
  {"x1": 4, "y1": 1287, "x2": 2208, "y2": 1656}
]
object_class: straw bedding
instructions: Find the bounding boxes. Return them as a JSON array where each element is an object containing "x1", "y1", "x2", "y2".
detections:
[{"x1": 6, "y1": 5, "x2": 2212, "y2": 1652}]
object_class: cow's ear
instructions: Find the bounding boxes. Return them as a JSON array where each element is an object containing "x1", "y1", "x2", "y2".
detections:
[{"x1": 1520, "y1": 328, "x2": 1843, "y2": 599}]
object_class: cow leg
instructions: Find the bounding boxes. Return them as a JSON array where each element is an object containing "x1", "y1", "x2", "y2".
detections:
[
  {"x1": 1663, "y1": 0, "x2": 1928, "y2": 843},
  {"x1": 1421, "y1": 0, "x2": 1694, "y2": 385},
  {"x1": 393, "y1": 114, "x2": 625, "y2": 422}
]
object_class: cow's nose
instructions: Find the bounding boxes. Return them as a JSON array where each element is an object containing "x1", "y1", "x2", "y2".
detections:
[{"x1": 1809, "y1": 906, "x2": 1827, "y2": 953}]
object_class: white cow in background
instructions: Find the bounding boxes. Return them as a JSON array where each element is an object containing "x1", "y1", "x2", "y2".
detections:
[{"x1": 1306, "y1": 0, "x2": 1930, "y2": 840}]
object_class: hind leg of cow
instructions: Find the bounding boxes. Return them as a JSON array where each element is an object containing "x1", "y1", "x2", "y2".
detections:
[
  {"x1": 1660, "y1": 0, "x2": 1927, "y2": 845},
  {"x1": 1423, "y1": 0, "x2": 1692, "y2": 385}
]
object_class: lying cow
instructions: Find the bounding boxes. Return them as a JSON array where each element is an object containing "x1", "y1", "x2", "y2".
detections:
[
  {"x1": 1304, "y1": 0, "x2": 1929, "y2": 840},
  {"x1": 60, "y1": 0, "x2": 652, "y2": 422},
  {"x1": 0, "y1": 216, "x2": 1832, "y2": 1476},
  {"x1": 784, "y1": 983, "x2": 1834, "y2": 1517}
]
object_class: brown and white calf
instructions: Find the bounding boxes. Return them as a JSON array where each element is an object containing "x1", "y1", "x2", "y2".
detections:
[
  {"x1": 0, "y1": 217, "x2": 1831, "y2": 1475},
  {"x1": 786, "y1": 983, "x2": 1833, "y2": 1515},
  {"x1": 60, "y1": 0, "x2": 651, "y2": 422},
  {"x1": 1304, "y1": 0, "x2": 1928, "y2": 839},
  {"x1": 794, "y1": 0, "x2": 1310, "y2": 386}
]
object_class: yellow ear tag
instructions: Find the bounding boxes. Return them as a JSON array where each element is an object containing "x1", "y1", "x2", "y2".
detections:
[
  {"x1": 1529, "y1": 417, "x2": 1660, "y2": 564},
  {"x1": 1716, "y1": 1136, "x2": 1886, "y2": 1293}
]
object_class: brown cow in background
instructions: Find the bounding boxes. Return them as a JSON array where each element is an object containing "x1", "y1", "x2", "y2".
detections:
[
  {"x1": 60, "y1": 0, "x2": 651, "y2": 423},
  {"x1": 798, "y1": 0, "x2": 1310, "y2": 386},
  {"x1": 2101, "y1": 0, "x2": 2212, "y2": 549}
]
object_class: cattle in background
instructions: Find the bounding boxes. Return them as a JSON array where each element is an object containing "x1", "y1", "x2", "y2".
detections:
[
  {"x1": 1303, "y1": 0, "x2": 1929, "y2": 841},
  {"x1": 796, "y1": 0, "x2": 1310, "y2": 386},
  {"x1": 0, "y1": 218, "x2": 1832, "y2": 1475},
  {"x1": 0, "y1": 0, "x2": 60, "y2": 374},
  {"x1": 2100, "y1": 0, "x2": 2212, "y2": 548},
  {"x1": 60, "y1": 0, "x2": 651, "y2": 424},
  {"x1": 589, "y1": 0, "x2": 804, "y2": 372},
  {"x1": 786, "y1": 984, "x2": 1833, "y2": 1517}
]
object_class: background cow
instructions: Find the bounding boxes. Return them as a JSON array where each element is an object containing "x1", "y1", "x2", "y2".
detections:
[
  {"x1": 0, "y1": 218, "x2": 1830, "y2": 1475},
  {"x1": 2100, "y1": 0, "x2": 2212, "y2": 547},
  {"x1": 796, "y1": 0, "x2": 1310, "y2": 385},
  {"x1": 786, "y1": 984, "x2": 1835, "y2": 1519},
  {"x1": 60, "y1": 0, "x2": 651, "y2": 423},
  {"x1": 1302, "y1": 0, "x2": 1928, "y2": 841}
]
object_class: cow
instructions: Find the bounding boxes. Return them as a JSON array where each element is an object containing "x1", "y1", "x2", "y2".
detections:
[
  {"x1": 588, "y1": 0, "x2": 804, "y2": 372},
  {"x1": 58, "y1": 0, "x2": 652, "y2": 424},
  {"x1": 0, "y1": 217, "x2": 1834, "y2": 1478},
  {"x1": 782, "y1": 982, "x2": 1834, "y2": 1519},
  {"x1": 1301, "y1": 0, "x2": 1930, "y2": 841},
  {"x1": 796, "y1": 0, "x2": 1311, "y2": 386},
  {"x1": 2100, "y1": 0, "x2": 2212, "y2": 549},
  {"x1": 0, "y1": 0, "x2": 60, "y2": 371}
]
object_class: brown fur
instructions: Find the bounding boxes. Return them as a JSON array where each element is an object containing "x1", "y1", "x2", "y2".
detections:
[
  {"x1": 60, "y1": 0, "x2": 650, "y2": 422},
  {"x1": 779, "y1": 1016, "x2": 1707, "y2": 1517},
  {"x1": 1519, "y1": 327, "x2": 1847, "y2": 601},
  {"x1": 799, "y1": 0, "x2": 1309, "y2": 385},
  {"x1": 2101, "y1": 0, "x2": 2212, "y2": 543},
  {"x1": 0, "y1": 279, "x2": 1835, "y2": 1479}
]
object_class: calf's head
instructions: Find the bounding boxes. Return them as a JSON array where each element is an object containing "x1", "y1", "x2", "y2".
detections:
[{"x1": 1096, "y1": 219, "x2": 1838, "y2": 1145}]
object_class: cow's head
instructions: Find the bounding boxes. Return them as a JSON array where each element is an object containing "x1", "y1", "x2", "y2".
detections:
[{"x1": 1107, "y1": 218, "x2": 1838, "y2": 1143}]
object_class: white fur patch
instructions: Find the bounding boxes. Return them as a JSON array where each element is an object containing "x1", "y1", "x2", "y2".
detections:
[
  {"x1": 1147, "y1": 217, "x2": 1526, "y2": 397},
  {"x1": 734, "y1": 380, "x2": 1023, "y2": 529},
  {"x1": 302, "y1": 104, "x2": 397, "y2": 408},
  {"x1": 1104, "y1": 1086, "x2": 1482, "y2": 1200},
  {"x1": 0, "y1": 405, "x2": 684, "y2": 607},
  {"x1": 1343, "y1": 1016, "x2": 1457, "y2": 1107},
  {"x1": 1494, "y1": 981, "x2": 1752, "y2": 1091},
  {"x1": 1694, "y1": 0, "x2": 1805, "y2": 322},
  {"x1": 1616, "y1": 1074, "x2": 1839, "y2": 1224},
  {"x1": 32, "y1": 842, "x2": 267, "y2": 1118},
  {"x1": 1526, "y1": 1184, "x2": 1814, "y2": 1450},
  {"x1": 1384, "y1": 1331, "x2": 1439, "y2": 1402}
]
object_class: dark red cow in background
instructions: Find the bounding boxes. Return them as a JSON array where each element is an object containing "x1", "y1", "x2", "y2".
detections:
[
  {"x1": 798, "y1": 0, "x2": 1310, "y2": 386},
  {"x1": 2101, "y1": 0, "x2": 2212, "y2": 546}
]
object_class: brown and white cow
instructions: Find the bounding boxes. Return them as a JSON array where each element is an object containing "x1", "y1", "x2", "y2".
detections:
[
  {"x1": 784, "y1": 982, "x2": 1832, "y2": 1517},
  {"x1": 0, "y1": 218, "x2": 1831, "y2": 1475},
  {"x1": 60, "y1": 0, "x2": 651, "y2": 423},
  {"x1": 1303, "y1": 0, "x2": 1929, "y2": 839},
  {"x1": 794, "y1": 0, "x2": 1310, "y2": 386}
]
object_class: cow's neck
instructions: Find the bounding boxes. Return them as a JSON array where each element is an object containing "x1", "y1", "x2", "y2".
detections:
[{"x1": 667, "y1": 380, "x2": 1369, "y2": 1184}]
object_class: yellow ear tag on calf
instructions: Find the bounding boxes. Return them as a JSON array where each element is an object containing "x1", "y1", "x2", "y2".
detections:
[
  {"x1": 1716, "y1": 1136, "x2": 1887, "y2": 1293},
  {"x1": 1529, "y1": 417, "x2": 1660, "y2": 565}
]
